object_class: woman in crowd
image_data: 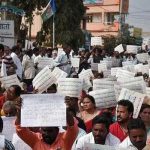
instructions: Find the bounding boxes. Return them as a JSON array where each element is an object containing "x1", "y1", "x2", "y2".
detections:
[{"x1": 77, "y1": 95, "x2": 101, "y2": 133}]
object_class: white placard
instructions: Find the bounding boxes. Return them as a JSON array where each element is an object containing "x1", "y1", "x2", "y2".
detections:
[
  {"x1": 89, "y1": 89, "x2": 117, "y2": 109},
  {"x1": 79, "y1": 69, "x2": 94, "y2": 80},
  {"x1": 21, "y1": 94, "x2": 66, "y2": 127},
  {"x1": 0, "y1": 135, "x2": 5, "y2": 149},
  {"x1": 103, "y1": 70, "x2": 111, "y2": 78},
  {"x1": 111, "y1": 67, "x2": 122, "y2": 76},
  {"x1": 91, "y1": 63, "x2": 99, "y2": 71},
  {"x1": 71, "y1": 58, "x2": 80, "y2": 68},
  {"x1": 98, "y1": 63, "x2": 107, "y2": 73},
  {"x1": 38, "y1": 58, "x2": 54, "y2": 69},
  {"x1": 0, "y1": 74, "x2": 23, "y2": 90},
  {"x1": 101, "y1": 60, "x2": 112, "y2": 69},
  {"x1": 142, "y1": 65, "x2": 149, "y2": 74},
  {"x1": 32, "y1": 66, "x2": 55, "y2": 93},
  {"x1": 58, "y1": 78, "x2": 82, "y2": 97},
  {"x1": 118, "y1": 88, "x2": 145, "y2": 118},
  {"x1": 0, "y1": 20, "x2": 14, "y2": 37},
  {"x1": 91, "y1": 37, "x2": 102, "y2": 46},
  {"x1": 136, "y1": 53, "x2": 149, "y2": 63},
  {"x1": 0, "y1": 37, "x2": 15, "y2": 48},
  {"x1": 146, "y1": 87, "x2": 150, "y2": 96},
  {"x1": 93, "y1": 79, "x2": 115, "y2": 91},
  {"x1": 83, "y1": 143, "x2": 117, "y2": 150},
  {"x1": 114, "y1": 44, "x2": 124, "y2": 53},
  {"x1": 82, "y1": 78, "x2": 92, "y2": 92},
  {"x1": 116, "y1": 69, "x2": 135, "y2": 79},
  {"x1": 51, "y1": 67, "x2": 67, "y2": 82},
  {"x1": 2, "y1": 117, "x2": 16, "y2": 141},
  {"x1": 126, "y1": 45, "x2": 138, "y2": 54}
]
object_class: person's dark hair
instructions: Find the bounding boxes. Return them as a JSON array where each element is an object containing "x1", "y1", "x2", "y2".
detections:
[
  {"x1": 118, "y1": 100, "x2": 134, "y2": 114},
  {"x1": 84, "y1": 95, "x2": 96, "y2": 106},
  {"x1": 0, "y1": 116, "x2": 3, "y2": 132},
  {"x1": 11, "y1": 45, "x2": 19, "y2": 52},
  {"x1": 100, "y1": 112, "x2": 113, "y2": 125},
  {"x1": 92, "y1": 116, "x2": 110, "y2": 130},
  {"x1": 140, "y1": 104, "x2": 150, "y2": 113},
  {"x1": 10, "y1": 85, "x2": 22, "y2": 97},
  {"x1": 127, "y1": 118, "x2": 146, "y2": 132},
  {"x1": 0, "y1": 44, "x2": 4, "y2": 52}
]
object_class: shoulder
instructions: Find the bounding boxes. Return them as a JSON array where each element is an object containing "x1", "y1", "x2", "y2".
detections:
[
  {"x1": 110, "y1": 122, "x2": 119, "y2": 129},
  {"x1": 107, "y1": 133, "x2": 121, "y2": 144}
]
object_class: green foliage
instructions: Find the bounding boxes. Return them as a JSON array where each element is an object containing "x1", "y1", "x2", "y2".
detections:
[{"x1": 39, "y1": 0, "x2": 85, "y2": 49}]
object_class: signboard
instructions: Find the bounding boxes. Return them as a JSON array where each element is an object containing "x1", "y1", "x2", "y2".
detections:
[
  {"x1": 0, "y1": 37, "x2": 15, "y2": 48},
  {"x1": 83, "y1": 0, "x2": 104, "y2": 4},
  {"x1": 91, "y1": 37, "x2": 103, "y2": 46},
  {"x1": 133, "y1": 27, "x2": 142, "y2": 38},
  {"x1": 0, "y1": 20, "x2": 14, "y2": 37}
]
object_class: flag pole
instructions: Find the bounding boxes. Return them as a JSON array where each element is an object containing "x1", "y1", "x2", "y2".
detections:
[{"x1": 53, "y1": 14, "x2": 55, "y2": 48}]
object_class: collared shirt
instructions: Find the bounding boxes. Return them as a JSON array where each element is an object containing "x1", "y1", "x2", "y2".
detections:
[
  {"x1": 75, "y1": 132, "x2": 120, "y2": 150},
  {"x1": 15, "y1": 122, "x2": 78, "y2": 150},
  {"x1": 109, "y1": 122, "x2": 128, "y2": 142},
  {"x1": 119, "y1": 136, "x2": 150, "y2": 150}
]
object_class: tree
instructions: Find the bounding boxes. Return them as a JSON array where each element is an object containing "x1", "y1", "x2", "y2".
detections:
[
  {"x1": 37, "y1": 0, "x2": 85, "y2": 50},
  {"x1": 0, "y1": 0, "x2": 48, "y2": 39}
]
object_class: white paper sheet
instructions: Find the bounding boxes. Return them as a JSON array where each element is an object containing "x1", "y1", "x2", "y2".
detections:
[
  {"x1": 136, "y1": 53, "x2": 149, "y2": 63},
  {"x1": 21, "y1": 94, "x2": 66, "y2": 127},
  {"x1": 32, "y1": 66, "x2": 56, "y2": 93},
  {"x1": 98, "y1": 63, "x2": 107, "y2": 73},
  {"x1": 38, "y1": 58, "x2": 54, "y2": 69},
  {"x1": 0, "y1": 74, "x2": 23, "y2": 90},
  {"x1": 91, "y1": 63, "x2": 99, "y2": 71},
  {"x1": 89, "y1": 89, "x2": 117, "y2": 109},
  {"x1": 118, "y1": 88, "x2": 145, "y2": 118},
  {"x1": 114, "y1": 44, "x2": 124, "y2": 53},
  {"x1": 58, "y1": 78, "x2": 83, "y2": 97}
]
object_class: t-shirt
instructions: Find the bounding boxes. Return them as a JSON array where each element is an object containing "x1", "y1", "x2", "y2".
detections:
[{"x1": 109, "y1": 122, "x2": 128, "y2": 142}]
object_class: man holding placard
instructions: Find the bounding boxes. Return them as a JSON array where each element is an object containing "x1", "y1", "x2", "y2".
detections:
[{"x1": 14, "y1": 94, "x2": 78, "y2": 150}]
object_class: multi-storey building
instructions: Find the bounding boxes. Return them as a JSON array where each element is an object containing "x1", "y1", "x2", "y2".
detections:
[{"x1": 82, "y1": 0, "x2": 129, "y2": 37}]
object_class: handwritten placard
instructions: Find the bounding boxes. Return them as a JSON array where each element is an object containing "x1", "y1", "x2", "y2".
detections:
[
  {"x1": 38, "y1": 57, "x2": 54, "y2": 69},
  {"x1": 93, "y1": 79, "x2": 115, "y2": 91},
  {"x1": 0, "y1": 74, "x2": 23, "y2": 90},
  {"x1": 89, "y1": 89, "x2": 117, "y2": 109},
  {"x1": 83, "y1": 143, "x2": 117, "y2": 150},
  {"x1": 126, "y1": 45, "x2": 138, "y2": 54},
  {"x1": 100, "y1": 60, "x2": 112, "y2": 69},
  {"x1": 32, "y1": 66, "x2": 56, "y2": 93},
  {"x1": 21, "y1": 94, "x2": 66, "y2": 127},
  {"x1": 2, "y1": 116, "x2": 16, "y2": 141},
  {"x1": 91, "y1": 37, "x2": 102, "y2": 46},
  {"x1": 52, "y1": 67, "x2": 67, "y2": 82},
  {"x1": 111, "y1": 67, "x2": 122, "y2": 76},
  {"x1": 79, "y1": 69, "x2": 94, "y2": 80},
  {"x1": 91, "y1": 63, "x2": 99, "y2": 71},
  {"x1": 116, "y1": 69, "x2": 135, "y2": 79},
  {"x1": 98, "y1": 63, "x2": 107, "y2": 73},
  {"x1": 118, "y1": 88, "x2": 145, "y2": 118},
  {"x1": 136, "y1": 53, "x2": 149, "y2": 63},
  {"x1": 114, "y1": 44, "x2": 124, "y2": 53},
  {"x1": 58, "y1": 78, "x2": 83, "y2": 97}
]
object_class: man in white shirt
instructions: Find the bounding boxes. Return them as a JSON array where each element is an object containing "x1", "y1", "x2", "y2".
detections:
[
  {"x1": 119, "y1": 118, "x2": 150, "y2": 150},
  {"x1": 76, "y1": 116, "x2": 120, "y2": 150},
  {"x1": 11, "y1": 46, "x2": 23, "y2": 80},
  {"x1": 55, "y1": 44, "x2": 72, "y2": 75}
]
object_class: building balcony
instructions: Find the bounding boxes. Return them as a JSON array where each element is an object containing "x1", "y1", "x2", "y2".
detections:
[{"x1": 86, "y1": 21, "x2": 119, "y2": 32}]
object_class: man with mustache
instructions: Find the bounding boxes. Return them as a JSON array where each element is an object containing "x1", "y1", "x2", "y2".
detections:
[
  {"x1": 119, "y1": 118, "x2": 150, "y2": 150},
  {"x1": 109, "y1": 100, "x2": 134, "y2": 142},
  {"x1": 75, "y1": 116, "x2": 120, "y2": 150}
]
